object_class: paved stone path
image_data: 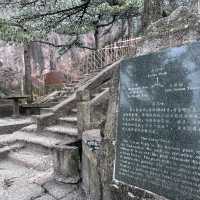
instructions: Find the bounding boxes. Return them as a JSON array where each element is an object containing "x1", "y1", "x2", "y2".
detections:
[{"x1": 0, "y1": 159, "x2": 85, "y2": 200}]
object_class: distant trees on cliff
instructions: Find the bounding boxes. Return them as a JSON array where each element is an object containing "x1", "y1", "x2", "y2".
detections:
[{"x1": 0, "y1": 0, "x2": 143, "y2": 50}]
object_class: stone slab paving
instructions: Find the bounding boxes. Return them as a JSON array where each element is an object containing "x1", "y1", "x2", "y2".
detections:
[
  {"x1": 0, "y1": 160, "x2": 45, "y2": 200},
  {"x1": 0, "y1": 159, "x2": 85, "y2": 200},
  {"x1": 0, "y1": 159, "x2": 39, "y2": 182},
  {"x1": 60, "y1": 189, "x2": 86, "y2": 200},
  {"x1": 43, "y1": 180, "x2": 77, "y2": 199},
  {"x1": 8, "y1": 148, "x2": 53, "y2": 171},
  {"x1": 1, "y1": 181, "x2": 44, "y2": 200},
  {"x1": 34, "y1": 194, "x2": 56, "y2": 200}
]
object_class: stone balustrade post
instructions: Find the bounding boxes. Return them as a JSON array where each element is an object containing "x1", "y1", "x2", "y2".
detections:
[
  {"x1": 76, "y1": 89, "x2": 92, "y2": 135},
  {"x1": 53, "y1": 146, "x2": 80, "y2": 183}
]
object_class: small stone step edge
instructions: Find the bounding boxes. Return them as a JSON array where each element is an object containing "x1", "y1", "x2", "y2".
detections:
[
  {"x1": 59, "y1": 116, "x2": 77, "y2": 123},
  {"x1": 44, "y1": 125, "x2": 79, "y2": 137},
  {"x1": 0, "y1": 143, "x2": 24, "y2": 154},
  {"x1": 0, "y1": 132, "x2": 80, "y2": 151},
  {"x1": 21, "y1": 124, "x2": 79, "y2": 140}
]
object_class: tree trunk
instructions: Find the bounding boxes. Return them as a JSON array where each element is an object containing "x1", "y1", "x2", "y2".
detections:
[
  {"x1": 49, "y1": 33, "x2": 57, "y2": 71},
  {"x1": 142, "y1": 0, "x2": 162, "y2": 31},
  {"x1": 127, "y1": 17, "x2": 133, "y2": 38},
  {"x1": 94, "y1": 27, "x2": 99, "y2": 50},
  {"x1": 24, "y1": 42, "x2": 33, "y2": 102},
  {"x1": 49, "y1": 49, "x2": 56, "y2": 71}
]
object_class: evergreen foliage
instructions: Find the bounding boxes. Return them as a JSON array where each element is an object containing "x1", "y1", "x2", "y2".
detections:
[{"x1": 0, "y1": 0, "x2": 143, "y2": 48}]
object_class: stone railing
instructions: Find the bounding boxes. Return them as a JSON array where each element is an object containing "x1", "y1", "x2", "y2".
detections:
[
  {"x1": 77, "y1": 60, "x2": 122, "y2": 199},
  {"x1": 33, "y1": 37, "x2": 141, "y2": 97},
  {"x1": 36, "y1": 59, "x2": 122, "y2": 131},
  {"x1": 76, "y1": 59, "x2": 123, "y2": 134},
  {"x1": 79, "y1": 37, "x2": 142, "y2": 75},
  {"x1": 36, "y1": 37, "x2": 142, "y2": 130},
  {"x1": 36, "y1": 93, "x2": 77, "y2": 130}
]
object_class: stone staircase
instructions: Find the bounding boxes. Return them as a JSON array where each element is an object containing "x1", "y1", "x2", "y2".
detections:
[
  {"x1": 0, "y1": 68, "x2": 106, "y2": 187},
  {"x1": 30, "y1": 73, "x2": 97, "y2": 116},
  {"x1": 3, "y1": 77, "x2": 89, "y2": 175},
  {"x1": 0, "y1": 37, "x2": 141, "y2": 199},
  {"x1": 0, "y1": 97, "x2": 81, "y2": 184}
]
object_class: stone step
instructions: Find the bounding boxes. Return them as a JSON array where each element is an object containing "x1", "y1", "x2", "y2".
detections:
[
  {"x1": 0, "y1": 131, "x2": 78, "y2": 152},
  {"x1": 8, "y1": 149, "x2": 53, "y2": 171},
  {"x1": 0, "y1": 117, "x2": 33, "y2": 127},
  {"x1": 33, "y1": 112, "x2": 54, "y2": 123},
  {"x1": 21, "y1": 124, "x2": 79, "y2": 143},
  {"x1": 58, "y1": 116, "x2": 77, "y2": 127},
  {"x1": 21, "y1": 124, "x2": 37, "y2": 132},
  {"x1": 71, "y1": 108, "x2": 77, "y2": 113},
  {"x1": 40, "y1": 108, "x2": 53, "y2": 114},
  {"x1": 44, "y1": 125, "x2": 79, "y2": 138},
  {"x1": 0, "y1": 143, "x2": 24, "y2": 155}
]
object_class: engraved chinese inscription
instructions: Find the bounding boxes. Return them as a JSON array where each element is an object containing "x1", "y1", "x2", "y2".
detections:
[{"x1": 115, "y1": 42, "x2": 200, "y2": 200}]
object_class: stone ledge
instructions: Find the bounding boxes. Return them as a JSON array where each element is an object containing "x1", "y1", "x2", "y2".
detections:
[
  {"x1": 44, "y1": 125, "x2": 78, "y2": 137},
  {"x1": 0, "y1": 131, "x2": 79, "y2": 150},
  {"x1": 0, "y1": 143, "x2": 24, "y2": 155},
  {"x1": 82, "y1": 129, "x2": 101, "y2": 142},
  {"x1": 0, "y1": 117, "x2": 34, "y2": 135}
]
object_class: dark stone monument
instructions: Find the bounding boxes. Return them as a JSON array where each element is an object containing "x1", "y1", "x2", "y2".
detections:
[{"x1": 115, "y1": 41, "x2": 200, "y2": 200}]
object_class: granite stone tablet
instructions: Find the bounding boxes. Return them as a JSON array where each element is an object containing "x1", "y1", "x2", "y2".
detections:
[{"x1": 115, "y1": 41, "x2": 200, "y2": 200}]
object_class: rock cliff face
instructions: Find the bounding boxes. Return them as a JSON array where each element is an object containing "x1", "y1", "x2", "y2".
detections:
[
  {"x1": 0, "y1": 35, "x2": 93, "y2": 95},
  {"x1": 0, "y1": 1, "x2": 195, "y2": 96},
  {"x1": 0, "y1": 41, "x2": 24, "y2": 95},
  {"x1": 0, "y1": 20, "x2": 137, "y2": 95}
]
